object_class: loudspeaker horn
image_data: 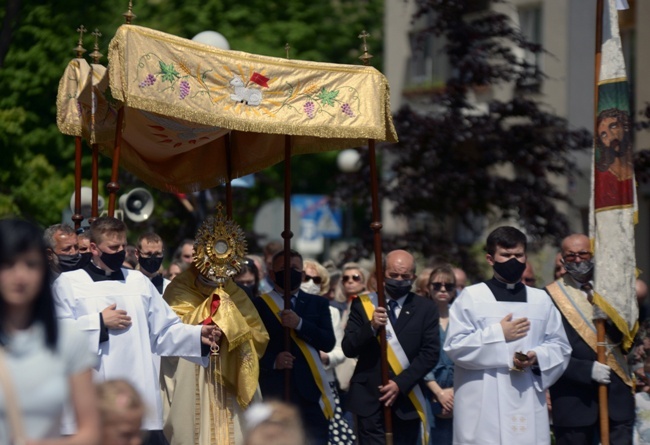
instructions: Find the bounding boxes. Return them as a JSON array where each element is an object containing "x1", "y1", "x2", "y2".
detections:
[
  {"x1": 119, "y1": 188, "x2": 154, "y2": 222},
  {"x1": 70, "y1": 186, "x2": 105, "y2": 219}
]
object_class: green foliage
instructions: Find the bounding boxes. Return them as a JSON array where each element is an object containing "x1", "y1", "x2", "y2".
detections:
[{"x1": 0, "y1": 0, "x2": 382, "y2": 247}]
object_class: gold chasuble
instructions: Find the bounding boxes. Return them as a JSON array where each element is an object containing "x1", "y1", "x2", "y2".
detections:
[{"x1": 161, "y1": 266, "x2": 269, "y2": 445}]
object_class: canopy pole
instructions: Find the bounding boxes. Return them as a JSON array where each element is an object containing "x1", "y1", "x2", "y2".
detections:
[
  {"x1": 225, "y1": 133, "x2": 233, "y2": 219},
  {"x1": 282, "y1": 134, "x2": 293, "y2": 401},
  {"x1": 368, "y1": 138, "x2": 393, "y2": 445},
  {"x1": 71, "y1": 136, "x2": 84, "y2": 230},
  {"x1": 71, "y1": 27, "x2": 87, "y2": 230},
  {"x1": 358, "y1": 29, "x2": 393, "y2": 445},
  {"x1": 107, "y1": 108, "x2": 124, "y2": 217},
  {"x1": 89, "y1": 144, "x2": 100, "y2": 224}
]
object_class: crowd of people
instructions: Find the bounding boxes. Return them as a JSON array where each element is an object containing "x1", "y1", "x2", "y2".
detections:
[{"x1": 0, "y1": 215, "x2": 647, "y2": 445}]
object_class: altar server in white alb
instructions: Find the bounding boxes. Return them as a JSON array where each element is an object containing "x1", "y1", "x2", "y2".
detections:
[
  {"x1": 52, "y1": 217, "x2": 218, "y2": 445},
  {"x1": 444, "y1": 226, "x2": 571, "y2": 445}
]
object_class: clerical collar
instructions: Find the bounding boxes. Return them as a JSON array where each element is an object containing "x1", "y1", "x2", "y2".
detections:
[
  {"x1": 84, "y1": 261, "x2": 125, "y2": 282},
  {"x1": 485, "y1": 277, "x2": 527, "y2": 303}
]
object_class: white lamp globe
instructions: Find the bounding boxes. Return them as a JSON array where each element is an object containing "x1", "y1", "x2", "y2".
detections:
[
  {"x1": 337, "y1": 149, "x2": 362, "y2": 173},
  {"x1": 191, "y1": 31, "x2": 230, "y2": 50}
]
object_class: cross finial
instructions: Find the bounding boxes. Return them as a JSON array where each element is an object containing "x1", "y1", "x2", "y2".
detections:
[
  {"x1": 285, "y1": 42, "x2": 291, "y2": 59},
  {"x1": 123, "y1": 0, "x2": 137, "y2": 24},
  {"x1": 74, "y1": 25, "x2": 87, "y2": 58},
  {"x1": 90, "y1": 29, "x2": 103, "y2": 63},
  {"x1": 358, "y1": 30, "x2": 373, "y2": 66}
]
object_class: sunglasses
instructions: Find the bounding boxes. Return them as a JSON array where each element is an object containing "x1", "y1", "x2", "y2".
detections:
[
  {"x1": 303, "y1": 274, "x2": 322, "y2": 285},
  {"x1": 342, "y1": 274, "x2": 362, "y2": 283},
  {"x1": 429, "y1": 282, "x2": 455, "y2": 292}
]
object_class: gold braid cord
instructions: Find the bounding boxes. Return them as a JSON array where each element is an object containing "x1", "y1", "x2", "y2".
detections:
[{"x1": 193, "y1": 203, "x2": 247, "y2": 286}]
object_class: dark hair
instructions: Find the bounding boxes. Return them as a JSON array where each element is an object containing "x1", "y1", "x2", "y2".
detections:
[
  {"x1": 0, "y1": 218, "x2": 58, "y2": 349},
  {"x1": 271, "y1": 249, "x2": 303, "y2": 268},
  {"x1": 137, "y1": 232, "x2": 163, "y2": 251},
  {"x1": 234, "y1": 257, "x2": 260, "y2": 297},
  {"x1": 486, "y1": 226, "x2": 527, "y2": 256}
]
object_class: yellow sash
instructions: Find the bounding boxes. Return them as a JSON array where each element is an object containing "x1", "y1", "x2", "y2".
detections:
[
  {"x1": 259, "y1": 293, "x2": 335, "y2": 419},
  {"x1": 357, "y1": 294, "x2": 429, "y2": 443},
  {"x1": 546, "y1": 277, "x2": 632, "y2": 387}
]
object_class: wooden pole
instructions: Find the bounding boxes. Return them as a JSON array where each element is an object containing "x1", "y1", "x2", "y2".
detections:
[
  {"x1": 71, "y1": 136, "x2": 84, "y2": 229},
  {"x1": 89, "y1": 144, "x2": 100, "y2": 224},
  {"x1": 282, "y1": 134, "x2": 293, "y2": 401},
  {"x1": 107, "y1": 108, "x2": 124, "y2": 217},
  {"x1": 368, "y1": 139, "x2": 393, "y2": 445},
  {"x1": 225, "y1": 133, "x2": 233, "y2": 219},
  {"x1": 593, "y1": 1, "x2": 609, "y2": 444}
]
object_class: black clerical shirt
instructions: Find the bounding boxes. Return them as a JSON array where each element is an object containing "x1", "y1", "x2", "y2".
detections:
[{"x1": 485, "y1": 277, "x2": 527, "y2": 302}]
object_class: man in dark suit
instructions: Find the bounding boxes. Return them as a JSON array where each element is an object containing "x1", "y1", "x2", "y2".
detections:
[
  {"x1": 546, "y1": 234, "x2": 634, "y2": 445},
  {"x1": 254, "y1": 249, "x2": 335, "y2": 445},
  {"x1": 342, "y1": 249, "x2": 439, "y2": 445}
]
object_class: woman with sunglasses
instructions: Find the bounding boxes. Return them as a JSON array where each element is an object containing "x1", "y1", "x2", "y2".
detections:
[
  {"x1": 423, "y1": 263, "x2": 457, "y2": 445},
  {"x1": 340, "y1": 263, "x2": 368, "y2": 301},
  {"x1": 302, "y1": 260, "x2": 356, "y2": 445},
  {"x1": 0, "y1": 218, "x2": 99, "y2": 445}
]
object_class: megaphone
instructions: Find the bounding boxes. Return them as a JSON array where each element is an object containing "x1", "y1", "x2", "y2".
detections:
[
  {"x1": 119, "y1": 188, "x2": 154, "y2": 222},
  {"x1": 70, "y1": 186, "x2": 105, "y2": 219}
]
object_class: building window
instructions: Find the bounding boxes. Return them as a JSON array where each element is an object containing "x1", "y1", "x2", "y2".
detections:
[{"x1": 517, "y1": 4, "x2": 543, "y2": 92}]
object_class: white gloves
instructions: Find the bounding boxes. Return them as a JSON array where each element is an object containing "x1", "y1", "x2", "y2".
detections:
[{"x1": 591, "y1": 361, "x2": 611, "y2": 384}]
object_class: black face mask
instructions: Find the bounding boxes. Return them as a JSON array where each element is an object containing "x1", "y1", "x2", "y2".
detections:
[
  {"x1": 57, "y1": 252, "x2": 92, "y2": 272},
  {"x1": 493, "y1": 258, "x2": 527, "y2": 283},
  {"x1": 138, "y1": 256, "x2": 163, "y2": 275},
  {"x1": 237, "y1": 283, "x2": 257, "y2": 300},
  {"x1": 384, "y1": 278, "x2": 413, "y2": 299},
  {"x1": 563, "y1": 260, "x2": 594, "y2": 283},
  {"x1": 100, "y1": 249, "x2": 126, "y2": 272},
  {"x1": 274, "y1": 269, "x2": 303, "y2": 292}
]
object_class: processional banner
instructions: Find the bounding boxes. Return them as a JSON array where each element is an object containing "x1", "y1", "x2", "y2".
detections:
[{"x1": 590, "y1": 0, "x2": 638, "y2": 350}]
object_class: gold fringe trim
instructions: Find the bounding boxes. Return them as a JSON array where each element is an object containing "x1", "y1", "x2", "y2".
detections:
[
  {"x1": 592, "y1": 290, "x2": 638, "y2": 351},
  {"x1": 598, "y1": 76, "x2": 628, "y2": 86},
  {"x1": 547, "y1": 279, "x2": 633, "y2": 386}
]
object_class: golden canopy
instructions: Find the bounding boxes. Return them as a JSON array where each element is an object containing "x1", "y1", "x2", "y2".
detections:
[{"x1": 57, "y1": 24, "x2": 397, "y2": 193}]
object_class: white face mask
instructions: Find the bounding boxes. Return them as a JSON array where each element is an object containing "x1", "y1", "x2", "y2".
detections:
[{"x1": 300, "y1": 281, "x2": 321, "y2": 295}]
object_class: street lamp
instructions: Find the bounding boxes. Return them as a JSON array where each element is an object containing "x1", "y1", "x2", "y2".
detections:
[
  {"x1": 337, "y1": 148, "x2": 362, "y2": 173},
  {"x1": 191, "y1": 31, "x2": 230, "y2": 50}
]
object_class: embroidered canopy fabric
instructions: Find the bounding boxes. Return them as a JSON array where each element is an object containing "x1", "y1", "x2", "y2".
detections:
[{"x1": 57, "y1": 24, "x2": 397, "y2": 192}]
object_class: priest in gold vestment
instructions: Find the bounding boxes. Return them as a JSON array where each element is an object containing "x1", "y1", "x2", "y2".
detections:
[{"x1": 161, "y1": 265, "x2": 269, "y2": 445}]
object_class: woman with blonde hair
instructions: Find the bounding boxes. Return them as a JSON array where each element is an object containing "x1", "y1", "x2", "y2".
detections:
[
  {"x1": 302, "y1": 259, "x2": 356, "y2": 445},
  {"x1": 97, "y1": 380, "x2": 145, "y2": 445}
]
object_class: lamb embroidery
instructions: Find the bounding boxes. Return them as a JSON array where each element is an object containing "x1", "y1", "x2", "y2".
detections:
[{"x1": 229, "y1": 72, "x2": 269, "y2": 106}]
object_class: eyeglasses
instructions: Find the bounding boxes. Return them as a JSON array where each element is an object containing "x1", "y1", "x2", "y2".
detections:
[
  {"x1": 342, "y1": 274, "x2": 362, "y2": 283},
  {"x1": 303, "y1": 274, "x2": 322, "y2": 285},
  {"x1": 429, "y1": 282, "x2": 455, "y2": 292},
  {"x1": 387, "y1": 273, "x2": 413, "y2": 280},
  {"x1": 563, "y1": 251, "x2": 592, "y2": 262}
]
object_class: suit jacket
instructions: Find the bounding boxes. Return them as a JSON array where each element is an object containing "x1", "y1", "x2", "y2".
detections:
[
  {"x1": 548, "y1": 284, "x2": 634, "y2": 426},
  {"x1": 342, "y1": 292, "x2": 439, "y2": 420},
  {"x1": 254, "y1": 290, "x2": 336, "y2": 403}
]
